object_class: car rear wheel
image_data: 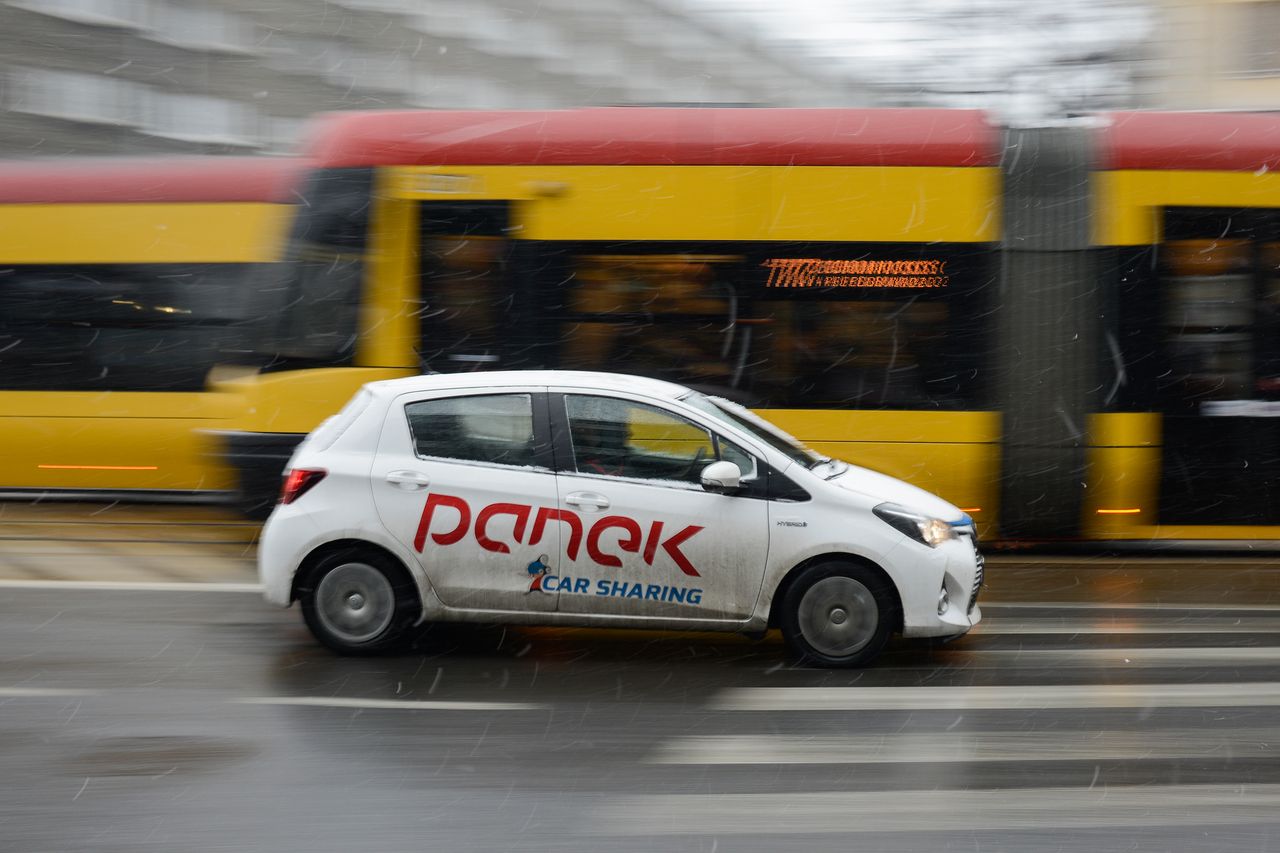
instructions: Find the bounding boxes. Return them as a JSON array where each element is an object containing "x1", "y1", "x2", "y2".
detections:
[
  {"x1": 780, "y1": 562, "x2": 897, "y2": 668},
  {"x1": 300, "y1": 549, "x2": 420, "y2": 655}
]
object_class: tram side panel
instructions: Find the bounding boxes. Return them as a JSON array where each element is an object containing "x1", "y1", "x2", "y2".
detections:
[{"x1": 0, "y1": 159, "x2": 296, "y2": 499}]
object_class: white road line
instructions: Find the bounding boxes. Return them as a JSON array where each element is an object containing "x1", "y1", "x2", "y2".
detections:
[
  {"x1": 588, "y1": 784, "x2": 1280, "y2": 835},
  {"x1": 713, "y1": 683, "x2": 1280, "y2": 711},
  {"x1": 988, "y1": 601, "x2": 1280, "y2": 612},
  {"x1": 234, "y1": 696, "x2": 548, "y2": 712},
  {"x1": 977, "y1": 617, "x2": 1280, "y2": 634},
  {"x1": 0, "y1": 687, "x2": 98, "y2": 697},
  {"x1": 985, "y1": 555, "x2": 1280, "y2": 565},
  {"x1": 946, "y1": 646, "x2": 1280, "y2": 664},
  {"x1": 0, "y1": 579, "x2": 261, "y2": 592},
  {"x1": 647, "y1": 729, "x2": 1280, "y2": 765}
]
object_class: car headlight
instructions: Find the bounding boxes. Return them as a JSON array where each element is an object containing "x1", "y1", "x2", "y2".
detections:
[{"x1": 873, "y1": 502, "x2": 958, "y2": 548}]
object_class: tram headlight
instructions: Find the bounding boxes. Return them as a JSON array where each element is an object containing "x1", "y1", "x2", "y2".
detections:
[{"x1": 873, "y1": 503, "x2": 958, "y2": 548}]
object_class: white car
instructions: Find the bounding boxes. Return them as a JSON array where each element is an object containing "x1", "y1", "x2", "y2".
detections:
[{"x1": 259, "y1": 371, "x2": 983, "y2": 668}]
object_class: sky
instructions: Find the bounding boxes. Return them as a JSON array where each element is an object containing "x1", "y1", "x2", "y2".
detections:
[{"x1": 687, "y1": 0, "x2": 1153, "y2": 121}]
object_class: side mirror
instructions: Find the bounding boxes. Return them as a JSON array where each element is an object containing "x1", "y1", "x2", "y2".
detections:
[{"x1": 700, "y1": 460, "x2": 741, "y2": 493}]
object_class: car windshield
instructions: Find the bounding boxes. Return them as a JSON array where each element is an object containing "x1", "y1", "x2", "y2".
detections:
[{"x1": 680, "y1": 391, "x2": 825, "y2": 469}]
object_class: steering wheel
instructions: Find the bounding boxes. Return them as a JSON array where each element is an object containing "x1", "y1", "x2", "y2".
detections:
[{"x1": 681, "y1": 446, "x2": 709, "y2": 479}]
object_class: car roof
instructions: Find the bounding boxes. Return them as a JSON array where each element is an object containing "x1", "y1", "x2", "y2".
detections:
[{"x1": 365, "y1": 370, "x2": 693, "y2": 401}]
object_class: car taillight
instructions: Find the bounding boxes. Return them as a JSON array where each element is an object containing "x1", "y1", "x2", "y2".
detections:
[{"x1": 280, "y1": 468, "x2": 326, "y2": 505}]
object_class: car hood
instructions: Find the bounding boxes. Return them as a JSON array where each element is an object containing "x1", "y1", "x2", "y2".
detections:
[{"x1": 825, "y1": 463, "x2": 965, "y2": 521}]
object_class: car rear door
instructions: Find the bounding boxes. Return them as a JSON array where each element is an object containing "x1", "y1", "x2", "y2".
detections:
[{"x1": 371, "y1": 386, "x2": 560, "y2": 614}]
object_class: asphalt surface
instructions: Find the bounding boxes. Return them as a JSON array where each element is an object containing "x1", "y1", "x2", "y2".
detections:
[{"x1": 3, "y1": 503, "x2": 1280, "y2": 852}]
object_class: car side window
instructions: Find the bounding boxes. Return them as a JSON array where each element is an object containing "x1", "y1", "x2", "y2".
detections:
[
  {"x1": 718, "y1": 437, "x2": 757, "y2": 481},
  {"x1": 565, "y1": 395, "x2": 724, "y2": 484},
  {"x1": 405, "y1": 393, "x2": 538, "y2": 467}
]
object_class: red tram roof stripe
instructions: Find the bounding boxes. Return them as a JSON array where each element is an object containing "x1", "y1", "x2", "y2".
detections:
[
  {"x1": 0, "y1": 157, "x2": 307, "y2": 204},
  {"x1": 1103, "y1": 111, "x2": 1280, "y2": 172},
  {"x1": 303, "y1": 108, "x2": 1000, "y2": 169}
]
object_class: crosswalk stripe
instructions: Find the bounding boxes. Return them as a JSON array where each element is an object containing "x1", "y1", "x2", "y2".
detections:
[
  {"x1": 975, "y1": 617, "x2": 1280, "y2": 634},
  {"x1": 713, "y1": 682, "x2": 1280, "y2": 711},
  {"x1": 588, "y1": 784, "x2": 1280, "y2": 835},
  {"x1": 234, "y1": 696, "x2": 548, "y2": 712},
  {"x1": 646, "y1": 729, "x2": 1280, "y2": 765},
  {"x1": 0, "y1": 687, "x2": 97, "y2": 697},
  {"x1": 0, "y1": 579, "x2": 261, "y2": 592},
  {"x1": 935, "y1": 646, "x2": 1280, "y2": 664},
  {"x1": 988, "y1": 602, "x2": 1280, "y2": 612}
]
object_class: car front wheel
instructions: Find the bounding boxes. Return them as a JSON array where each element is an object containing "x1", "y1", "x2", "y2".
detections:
[
  {"x1": 300, "y1": 549, "x2": 420, "y2": 655},
  {"x1": 780, "y1": 561, "x2": 897, "y2": 668}
]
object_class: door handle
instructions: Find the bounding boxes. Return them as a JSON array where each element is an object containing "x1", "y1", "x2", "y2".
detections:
[
  {"x1": 385, "y1": 470, "x2": 431, "y2": 490},
  {"x1": 565, "y1": 491, "x2": 609, "y2": 511}
]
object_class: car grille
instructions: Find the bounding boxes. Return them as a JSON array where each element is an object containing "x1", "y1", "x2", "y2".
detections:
[
  {"x1": 956, "y1": 528, "x2": 984, "y2": 613},
  {"x1": 968, "y1": 549, "x2": 985, "y2": 613}
]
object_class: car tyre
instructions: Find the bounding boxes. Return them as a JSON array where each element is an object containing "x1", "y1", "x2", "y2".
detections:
[
  {"x1": 780, "y1": 561, "x2": 897, "y2": 668},
  {"x1": 299, "y1": 548, "x2": 421, "y2": 655}
]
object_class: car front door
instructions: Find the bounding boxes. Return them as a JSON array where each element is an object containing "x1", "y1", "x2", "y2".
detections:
[
  {"x1": 371, "y1": 387, "x2": 560, "y2": 614},
  {"x1": 548, "y1": 391, "x2": 769, "y2": 624}
]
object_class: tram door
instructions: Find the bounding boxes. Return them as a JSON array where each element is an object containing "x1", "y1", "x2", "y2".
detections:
[
  {"x1": 416, "y1": 202, "x2": 524, "y2": 374},
  {"x1": 1157, "y1": 209, "x2": 1280, "y2": 525}
]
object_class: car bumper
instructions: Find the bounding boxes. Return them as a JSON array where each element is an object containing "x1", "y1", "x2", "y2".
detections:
[
  {"x1": 898, "y1": 536, "x2": 984, "y2": 639},
  {"x1": 258, "y1": 503, "x2": 321, "y2": 607}
]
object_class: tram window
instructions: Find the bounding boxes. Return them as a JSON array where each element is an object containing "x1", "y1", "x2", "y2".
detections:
[
  {"x1": 418, "y1": 236, "x2": 508, "y2": 370},
  {"x1": 261, "y1": 247, "x2": 363, "y2": 365},
  {"x1": 256, "y1": 168, "x2": 371, "y2": 368},
  {"x1": 417, "y1": 202, "x2": 512, "y2": 373},
  {"x1": 1155, "y1": 208, "x2": 1280, "y2": 524},
  {"x1": 555, "y1": 254, "x2": 746, "y2": 397},
  {"x1": 1157, "y1": 209, "x2": 1280, "y2": 412},
  {"x1": 542, "y1": 246, "x2": 989, "y2": 410},
  {"x1": 0, "y1": 263, "x2": 257, "y2": 391},
  {"x1": 760, "y1": 300, "x2": 956, "y2": 409}
]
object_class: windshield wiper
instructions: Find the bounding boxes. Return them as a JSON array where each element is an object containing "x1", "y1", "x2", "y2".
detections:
[
  {"x1": 810, "y1": 457, "x2": 849, "y2": 479},
  {"x1": 824, "y1": 462, "x2": 849, "y2": 480}
]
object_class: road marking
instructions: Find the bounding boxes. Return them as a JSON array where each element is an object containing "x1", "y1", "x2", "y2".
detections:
[
  {"x1": 713, "y1": 682, "x2": 1280, "y2": 711},
  {"x1": 941, "y1": 646, "x2": 1280, "y2": 664},
  {"x1": 977, "y1": 617, "x2": 1280, "y2": 635},
  {"x1": 588, "y1": 784, "x2": 1280, "y2": 835},
  {"x1": 0, "y1": 537, "x2": 254, "y2": 545},
  {"x1": 985, "y1": 555, "x2": 1280, "y2": 565},
  {"x1": 987, "y1": 602, "x2": 1280, "y2": 612},
  {"x1": 647, "y1": 729, "x2": 1280, "y2": 765},
  {"x1": 0, "y1": 519, "x2": 255, "y2": 527},
  {"x1": 0, "y1": 687, "x2": 98, "y2": 697},
  {"x1": 0, "y1": 580, "x2": 261, "y2": 592},
  {"x1": 234, "y1": 696, "x2": 548, "y2": 712}
]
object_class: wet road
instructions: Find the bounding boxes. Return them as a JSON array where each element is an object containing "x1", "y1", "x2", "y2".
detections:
[{"x1": 3, "y1": 504, "x2": 1280, "y2": 851}]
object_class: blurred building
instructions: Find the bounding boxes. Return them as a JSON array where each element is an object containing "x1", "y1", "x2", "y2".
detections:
[
  {"x1": 0, "y1": 0, "x2": 861, "y2": 158},
  {"x1": 697, "y1": 0, "x2": 1154, "y2": 124},
  {"x1": 1145, "y1": 0, "x2": 1280, "y2": 110}
]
